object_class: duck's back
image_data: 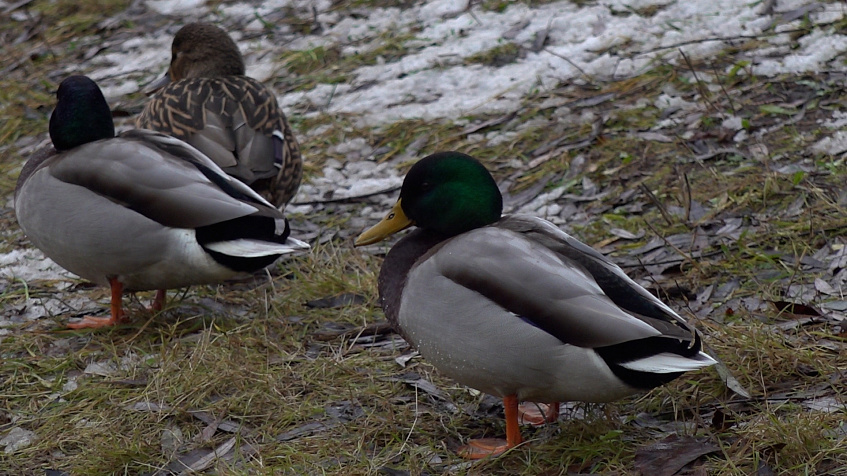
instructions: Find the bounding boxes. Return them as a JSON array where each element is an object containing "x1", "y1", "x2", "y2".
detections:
[
  {"x1": 496, "y1": 215, "x2": 699, "y2": 336},
  {"x1": 137, "y1": 76, "x2": 302, "y2": 206}
]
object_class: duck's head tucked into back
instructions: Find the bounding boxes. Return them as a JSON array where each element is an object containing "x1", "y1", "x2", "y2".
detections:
[
  {"x1": 16, "y1": 75, "x2": 308, "y2": 330},
  {"x1": 49, "y1": 75, "x2": 115, "y2": 151},
  {"x1": 355, "y1": 151, "x2": 716, "y2": 458}
]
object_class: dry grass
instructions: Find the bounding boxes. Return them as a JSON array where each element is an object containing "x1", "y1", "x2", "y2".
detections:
[{"x1": 1, "y1": 2, "x2": 846, "y2": 475}]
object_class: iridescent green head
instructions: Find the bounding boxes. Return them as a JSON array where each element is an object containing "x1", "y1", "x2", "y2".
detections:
[
  {"x1": 399, "y1": 151, "x2": 503, "y2": 236},
  {"x1": 355, "y1": 152, "x2": 502, "y2": 246}
]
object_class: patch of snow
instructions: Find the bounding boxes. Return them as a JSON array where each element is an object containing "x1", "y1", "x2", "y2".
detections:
[
  {"x1": 812, "y1": 131, "x2": 847, "y2": 156},
  {"x1": 145, "y1": 0, "x2": 208, "y2": 16},
  {"x1": 83, "y1": 361, "x2": 118, "y2": 377},
  {"x1": 655, "y1": 93, "x2": 698, "y2": 112},
  {"x1": 813, "y1": 8, "x2": 846, "y2": 25},
  {"x1": 733, "y1": 129, "x2": 749, "y2": 144},
  {"x1": 0, "y1": 248, "x2": 74, "y2": 284},
  {"x1": 99, "y1": 80, "x2": 140, "y2": 99},
  {"x1": 2, "y1": 296, "x2": 93, "y2": 323},
  {"x1": 295, "y1": 157, "x2": 403, "y2": 205},
  {"x1": 419, "y1": 0, "x2": 469, "y2": 19},
  {"x1": 821, "y1": 111, "x2": 847, "y2": 129},
  {"x1": 722, "y1": 116, "x2": 745, "y2": 131},
  {"x1": 247, "y1": 62, "x2": 278, "y2": 83},
  {"x1": 62, "y1": 378, "x2": 78, "y2": 394},
  {"x1": 0, "y1": 251, "x2": 96, "y2": 323},
  {"x1": 68, "y1": 0, "x2": 842, "y2": 128},
  {"x1": 218, "y1": 3, "x2": 265, "y2": 22},
  {"x1": 88, "y1": 34, "x2": 173, "y2": 88},
  {"x1": 753, "y1": 31, "x2": 847, "y2": 76},
  {"x1": 329, "y1": 63, "x2": 544, "y2": 125},
  {"x1": 803, "y1": 396, "x2": 846, "y2": 413},
  {"x1": 0, "y1": 427, "x2": 37, "y2": 454}
]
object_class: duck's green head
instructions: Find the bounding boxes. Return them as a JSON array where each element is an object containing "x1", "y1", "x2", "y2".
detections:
[
  {"x1": 49, "y1": 75, "x2": 115, "y2": 151},
  {"x1": 355, "y1": 152, "x2": 502, "y2": 246}
]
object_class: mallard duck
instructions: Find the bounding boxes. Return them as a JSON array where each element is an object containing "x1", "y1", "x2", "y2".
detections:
[
  {"x1": 136, "y1": 22, "x2": 302, "y2": 209},
  {"x1": 355, "y1": 152, "x2": 716, "y2": 458},
  {"x1": 15, "y1": 75, "x2": 309, "y2": 329}
]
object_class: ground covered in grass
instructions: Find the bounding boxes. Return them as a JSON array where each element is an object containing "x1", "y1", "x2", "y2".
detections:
[{"x1": 1, "y1": 1, "x2": 845, "y2": 474}]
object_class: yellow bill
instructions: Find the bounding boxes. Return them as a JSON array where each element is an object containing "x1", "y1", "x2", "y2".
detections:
[{"x1": 354, "y1": 200, "x2": 414, "y2": 246}]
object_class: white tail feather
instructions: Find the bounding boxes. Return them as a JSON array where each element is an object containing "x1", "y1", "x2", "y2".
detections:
[
  {"x1": 205, "y1": 238, "x2": 310, "y2": 257},
  {"x1": 619, "y1": 351, "x2": 717, "y2": 373}
]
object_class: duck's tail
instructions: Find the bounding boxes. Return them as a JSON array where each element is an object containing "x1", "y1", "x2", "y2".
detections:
[
  {"x1": 204, "y1": 236, "x2": 310, "y2": 257},
  {"x1": 618, "y1": 349, "x2": 717, "y2": 373},
  {"x1": 596, "y1": 332, "x2": 717, "y2": 390}
]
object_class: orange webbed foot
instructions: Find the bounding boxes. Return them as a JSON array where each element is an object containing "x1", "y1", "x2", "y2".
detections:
[
  {"x1": 66, "y1": 314, "x2": 128, "y2": 329},
  {"x1": 457, "y1": 394, "x2": 523, "y2": 459},
  {"x1": 150, "y1": 289, "x2": 166, "y2": 312},
  {"x1": 518, "y1": 402, "x2": 560, "y2": 425},
  {"x1": 458, "y1": 438, "x2": 511, "y2": 459},
  {"x1": 67, "y1": 277, "x2": 128, "y2": 329}
]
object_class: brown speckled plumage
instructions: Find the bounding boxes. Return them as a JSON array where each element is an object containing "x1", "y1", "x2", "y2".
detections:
[{"x1": 137, "y1": 22, "x2": 302, "y2": 208}]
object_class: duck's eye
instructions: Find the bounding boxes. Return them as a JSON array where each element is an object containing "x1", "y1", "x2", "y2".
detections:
[{"x1": 419, "y1": 181, "x2": 432, "y2": 191}]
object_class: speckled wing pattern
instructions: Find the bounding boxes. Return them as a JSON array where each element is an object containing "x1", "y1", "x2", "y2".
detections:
[{"x1": 137, "y1": 76, "x2": 302, "y2": 208}]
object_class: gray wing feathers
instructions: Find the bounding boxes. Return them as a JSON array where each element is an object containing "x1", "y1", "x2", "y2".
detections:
[
  {"x1": 432, "y1": 227, "x2": 662, "y2": 348},
  {"x1": 127, "y1": 130, "x2": 277, "y2": 208},
  {"x1": 46, "y1": 132, "x2": 270, "y2": 229},
  {"x1": 190, "y1": 114, "x2": 238, "y2": 167},
  {"x1": 500, "y1": 215, "x2": 691, "y2": 327}
]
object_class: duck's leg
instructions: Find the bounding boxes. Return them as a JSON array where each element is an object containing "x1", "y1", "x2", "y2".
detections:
[
  {"x1": 458, "y1": 394, "x2": 522, "y2": 459},
  {"x1": 518, "y1": 401, "x2": 560, "y2": 425},
  {"x1": 150, "y1": 289, "x2": 167, "y2": 312},
  {"x1": 504, "y1": 394, "x2": 523, "y2": 446},
  {"x1": 67, "y1": 277, "x2": 129, "y2": 329},
  {"x1": 547, "y1": 402, "x2": 560, "y2": 422}
]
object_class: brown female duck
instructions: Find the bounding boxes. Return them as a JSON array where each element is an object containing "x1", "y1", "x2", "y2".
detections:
[{"x1": 137, "y1": 22, "x2": 302, "y2": 208}]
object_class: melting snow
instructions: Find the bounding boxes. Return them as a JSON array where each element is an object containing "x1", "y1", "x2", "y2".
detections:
[
  {"x1": 3, "y1": 0, "x2": 846, "y2": 317},
  {"x1": 145, "y1": 0, "x2": 207, "y2": 15},
  {"x1": 813, "y1": 131, "x2": 847, "y2": 156},
  {"x1": 0, "y1": 249, "x2": 74, "y2": 284},
  {"x1": 0, "y1": 427, "x2": 37, "y2": 454},
  {"x1": 65, "y1": 0, "x2": 844, "y2": 125}
]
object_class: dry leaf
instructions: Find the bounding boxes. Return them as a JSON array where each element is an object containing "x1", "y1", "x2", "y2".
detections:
[
  {"x1": 769, "y1": 300, "x2": 821, "y2": 316},
  {"x1": 635, "y1": 434, "x2": 720, "y2": 476},
  {"x1": 814, "y1": 278, "x2": 837, "y2": 295}
]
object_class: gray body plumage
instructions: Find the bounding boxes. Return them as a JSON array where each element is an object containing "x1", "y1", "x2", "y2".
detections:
[
  {"x1": 386, "y1": 215, "x2": 715, "y2": 403},
  {"x1": 15, "y1": 129, "x2": 308, "y2": 292}
]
